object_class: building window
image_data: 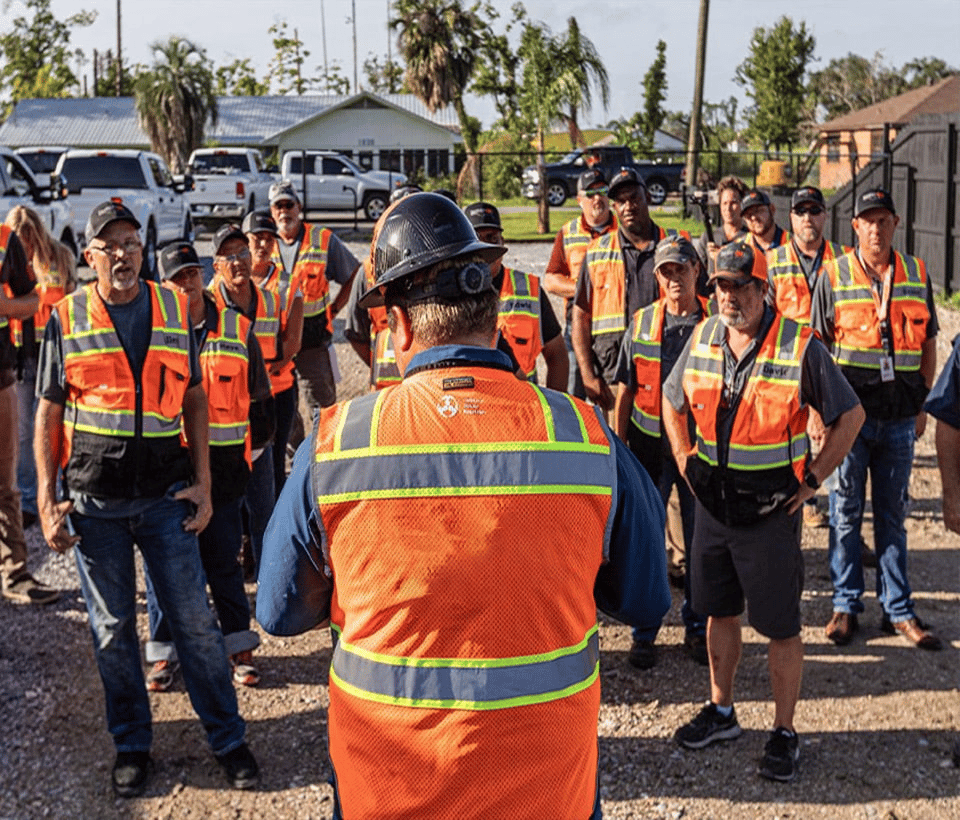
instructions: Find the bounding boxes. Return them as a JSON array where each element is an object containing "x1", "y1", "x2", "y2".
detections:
[
  {"x1": 825, "y1": 135, "x2": 840, "y2": 164},
  {"x1": 357, "y1": 151, "x2": 373, "y2": 170},
  {"x1": 870, "y1": 130, "x2": 884, "y2": 155},
  {"x1": 404, "y1": 150, "x2": 425, "y2": 177},
  {"x1": 380, "y1": 149, "x2": 401, "y2": 172},
  {"x1": 426, "y1": 149, "x2": 448, "y2": 177}
]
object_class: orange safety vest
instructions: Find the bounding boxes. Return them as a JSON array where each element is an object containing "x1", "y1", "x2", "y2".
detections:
[
  {"x1": 560, "y1": 213, "x2": 617, "y2": 286},
  {"x1": 272, "y1": 223, "x2": 333, "y2": 327},
  {"x1": 768, "y1": 241, "x2": 847, "y2": 324},
  {"x1": 211, "y1": 276, "x2": 284, "y2": 391},
  {"x1": 253, "y1": 261, "x2": 297, "y2": 394},
  {"x1": 824, "y1": 250, "x2": 929, "y2": 374},
  {"x1": 682, "y1": 313, "x2": 811, "y2": 483},
  {"x1": 628, "y1": 296, "x2": 710, "y2": 439},
  {"x1": 497, "y1": 265, "x2": 542, "y2": 379},
  {"x1": 586, "y1": 226, "x2": 690, "y2": 342},
  {"x1": 57, "y1": 281, "x2": 193, "y2": 498},
  {"x1": 313, "y1": 368, "x2": 617, "y2": 819}
]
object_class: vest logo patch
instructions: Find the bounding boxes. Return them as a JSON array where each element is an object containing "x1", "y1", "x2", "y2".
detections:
[
  {"x1": 760, "y1": 364, "x2": 788, "y2": 379},
  {"x1": 442, "y1": 376, "x2": 474, "y2": 391},
  {"x1": 164, "y1": 334, "x2": 181, "y2": 346},
  {"x1": 437, "y1": 394, "x2": 459, "y2": 418}
]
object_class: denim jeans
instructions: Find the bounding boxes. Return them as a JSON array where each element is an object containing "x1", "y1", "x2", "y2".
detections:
[
  {"x1": 563, "y1": 323, "x2": 585, "y2": 399},
  {"x1": 244, "y1": 448, "x2": 275, "y2": 579},
  {"x1": 71, "y1": 488, "x2": 246, "y2": 755},
  {"x1": 632, "y1": 454, "x2": 705, "y2": 642},
  {"x1": 144, "y1": 497, "x2": 260, "y2": 661},
  {"x1": 16, "y1": 356, "x2": 37, "y2": 517},
  {"x1": 828, "y1": 415, "x2": 916, "y2": 621}
]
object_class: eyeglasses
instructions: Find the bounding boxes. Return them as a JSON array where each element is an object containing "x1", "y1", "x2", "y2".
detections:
[
  {"x1": 216, "y1": 249, "x2": 252, "y2": 263},
  {"x1": 792, "y1": 206, "x2": 824, "y2": 217},
  {"x1": 271, "y1": 200, "x2": 296, "y2": 211},
  {"x1": 582, "y1": 186, "x2": 608, "y2": 198},
  {"x1": 89, "y1": 239, "x2": 142, "y2": 257}
]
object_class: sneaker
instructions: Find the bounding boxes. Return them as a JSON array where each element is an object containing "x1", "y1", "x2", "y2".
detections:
[
  {"x1": 683, "y1": 632, "x2": 709, "y2": 666},
  {"x1": 1, "y1": 574, "x2": 60, "y2": 605},
  {"x1": 231, "y1": 651, "x2": 261, "y2": 686},
  {"x1": 112, "y1": 750, "x2": 151, "y2": 798},
  {"x1": 216, "y1": 742, "x2": 259, "y2": 790},
  {"x1": 627, "y1": 638, "x2": 657, "y2": 670},
  {"x1": 759, "y1": 727, "x2": 800, "y2": 781},
  {"x1": 674, "y1": 702, "x2": 742, "y2": 749},
  {"x1": 146, "y1": 660, "x2": 180, "y2": 692}
]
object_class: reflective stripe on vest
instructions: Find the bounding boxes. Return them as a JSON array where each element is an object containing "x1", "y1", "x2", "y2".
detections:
[
  {"x1": 683, "y1": 314, "x2": 810, "y2": 478},
  {"x1": 256, "y1": 262, "x2": 297, "y2": 393},
  {"x1": 497, "y1": 266, "x2": 542, "y2": 378},
  {"x1": 200, "y1": 307, "x2": 251, "y2": 449},
  {"x1": 271, "y1": 224, "x2": 333, "y2": 324},
  {"x1": 561, "y1": 213, "x2": 617, "y2": 284},
  {"x1": 371, "y1": 328, "x2": 401, "y2": 389},
  {"x1": 212, "y1": 277, "x2": 283, "y2": 377},
  {"x1": 826, "y1": 251, "x2": 928, "y2": 372},
  {"x1": 769, "y1": 241, "x2": 846, "y2": 325},
  {"x1": 0, "y1": 226, "x2": 11, "y2": 335}
]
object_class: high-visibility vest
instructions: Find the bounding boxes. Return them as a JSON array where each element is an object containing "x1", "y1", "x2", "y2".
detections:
[
  {"x1": 586, "y1": 227, "x2": 690, "y2": 343},
  {"x1": 211, "y1": 277, "x2": 283, "y2": 392},
  {"x1": 768, "y1": 241, "x2": 847, "y2": 324},
  {"x1": 628, "y1": 296, "x2": 710, "y2": 439},
  {"x1": 272, "y1": 223, "x2": 333, "y2": 326},
  {"x1": 313, "y1": 367, "x2": 617, "y2": 819},
  {"x1": 254, "y1": 261, "x2": 297, "y2": 394},
  {"x1": 560, "y1": 213, "x2": 617, "y2": 286},
  {"x1": 824, "y1": 250, "x2": 929, "y2": 374},
  {"x1": 57, "y1": 282, "x2": 193, "y2": 498},
  {"x1": 497, "y1": 266, "x2": 542, "y2": 378},
  {"x1": 371, "y1": 328, "x2": 401, "y2": 389},
  {"x1": 199, "y1": 302, "x2": 252, "y2": 475},
  {"x1": 683, "y1": 313, "x2": 812, "y2": 483}
]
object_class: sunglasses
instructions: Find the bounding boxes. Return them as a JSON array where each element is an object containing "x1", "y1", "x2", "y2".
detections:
[
  {"x1": 793, "y1": 206, "x2": 824, "y2": 217},
  {"x1": 582, "y1": 186, "x2": 608, "y2": 198},
  {"x1": 272, "y1": 200, "x2": 296, "y2": 210}
]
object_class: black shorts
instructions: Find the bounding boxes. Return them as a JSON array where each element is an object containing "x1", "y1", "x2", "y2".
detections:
[{"x1": 690, "y1": 499, "x2": 803, "y2": 640}]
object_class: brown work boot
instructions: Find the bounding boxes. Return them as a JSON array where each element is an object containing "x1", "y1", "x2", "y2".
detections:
[
  {"x1": 825, "y1": 611, "x2": 858, "y2": 645},
  {"x1": 802, "y1": 503, "x2": 828, "y2": 528},
  {"x1": 881, "y1": 616, "x2": 943, "y2": 651},
  {"x1": 1, "y1": 574, "x2": 60, "y2": 605}
]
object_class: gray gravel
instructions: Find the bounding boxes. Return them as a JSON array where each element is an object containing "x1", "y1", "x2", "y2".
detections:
[{"x1": 2, "y1": 232, "x2": 958, "y2": 819}]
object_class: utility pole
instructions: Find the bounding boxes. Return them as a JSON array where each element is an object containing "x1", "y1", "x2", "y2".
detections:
[
  {"x1": 320, "y1": 0, "x2": 329, "y2": 81},
  {"x1": 386, "y1": 0, "x2": 392, "y2": 65},
  {"x1": 115, "y1": 0, "x2": 122, "y2": 96},
  {"x1": 294, "y1": 27, "x2": 303, "y2": 94},
  {"x1": 93, "y1": 48, "x2": 99, "y2": 96},
  {"x1": 685, "y1": 0, "x2": 709, "y2": 193},
  {"x1": 352, "y1": 0, "x2": 358, "y2": 93}
]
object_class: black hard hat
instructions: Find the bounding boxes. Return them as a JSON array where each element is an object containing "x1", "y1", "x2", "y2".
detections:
[{"x1": 360, "y1": 192, "x2": 505, "y2": 309}]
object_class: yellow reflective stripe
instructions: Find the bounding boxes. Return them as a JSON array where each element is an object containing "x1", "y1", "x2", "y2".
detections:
[{"x1": 317, "y1": 482, "x2": 612, "y2": 505}]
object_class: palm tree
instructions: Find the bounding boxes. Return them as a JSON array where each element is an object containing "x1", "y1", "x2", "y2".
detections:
[
  {"x1": 554, "y1": 18, "x2": 609, "y2": 149},
  {"x1": 392, "y1": 0, "x2": 485, "y2": 197},
  {"x1": 135, "y1": 36, "x2": 217, "y2": 173}
]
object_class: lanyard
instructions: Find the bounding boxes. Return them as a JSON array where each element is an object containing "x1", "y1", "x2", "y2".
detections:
[{"x1": 857, "y1": 249, "x2": 896, "y2": 356}]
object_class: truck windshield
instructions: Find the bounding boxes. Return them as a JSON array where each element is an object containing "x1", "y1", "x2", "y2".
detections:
[
  {"x1": 60, "y1": 156, "x2": 148, "y2": 192},
  {"x1": 17, "y1": 150, "x2": 66, "y2": 174},
  {"x1": 191, "y1": 154, "x2": 249, "y2": 174}
]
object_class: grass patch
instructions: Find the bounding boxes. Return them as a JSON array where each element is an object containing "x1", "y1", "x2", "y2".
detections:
[{"x1": 501, "y1": 209, "x2": 706, "y2": 242}]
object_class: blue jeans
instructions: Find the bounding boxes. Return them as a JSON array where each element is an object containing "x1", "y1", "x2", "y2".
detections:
[
  {"x1": 632, "y1": 455, "x2": 705, "y2": 642},
  {"x1": 828, "y1": 415, "x2": 916, "y2": 621},
  {"x1": 244, "y1": 448, "x2": 275, "y2": 579},
  {"x1": 16, "y1": 356, "x2": 37, "y2": 517},
  {"x1": 145, "y1": 497, "x2": 259, "y2": 660},
  {"x1": 564, "y1": 323, "x2": 585, "y2": 399},
  {"x1": 71, "y1": 488, "x2": 246, "y2": 755}
]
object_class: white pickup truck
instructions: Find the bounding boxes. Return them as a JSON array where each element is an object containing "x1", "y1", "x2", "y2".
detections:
[
  {"x1": 280, "y1": 151, "x2": 407, "y2": 221},
  {"x1": 55, "y1": 149, "x2": 193, "y2": 278},
  {"x1": 0, "y1": 145, "x2": 78, "y2": 260},
  {"x1": 186, "y1": 147, "x2": 276, "y2": 228}
]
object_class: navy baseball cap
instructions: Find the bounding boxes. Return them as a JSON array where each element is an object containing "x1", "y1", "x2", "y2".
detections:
[
  {"x1": 212, "y1": 223, "x2": 247, "y2": 255},
  {"x1": 85, "y1": 201, "x2": 141, "y2": 242},
  {"x1": 158, "y1": 242, "x2": 202, "y2": 280},
  {"x1": 791, "y1": 186, "x2": 825, "y2": 210},
  {"x1": 740, "y1": 189, "x2": 772, "y2": 214},
  {"x1": 608, "y1": 167, "x2": 646, "y2": 199},
  {"x1": 463, "y1": 202, "x2": 502, "y2": 231},
  {"x1": 854, "y1": 188, "x2": 896, "y2": 218}
]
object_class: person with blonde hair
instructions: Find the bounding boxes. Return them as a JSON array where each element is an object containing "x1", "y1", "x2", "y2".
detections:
[{"x1": 4, "y1": 206, "x2": 76, "y2": 529}]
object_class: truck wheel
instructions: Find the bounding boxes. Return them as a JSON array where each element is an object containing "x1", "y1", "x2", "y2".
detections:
[
  {"x1": 363, "y1": 193, "x2": 388, "y2": 222},
  {"x1": 546, "y1": 182, "x2": 567, "y2": 207},
  {"x1": 646, "y1": 178, "x2": 668, "y2": 206},
  {"x1": 140, "y1": 223, "x2": 158, "y2": 281}
]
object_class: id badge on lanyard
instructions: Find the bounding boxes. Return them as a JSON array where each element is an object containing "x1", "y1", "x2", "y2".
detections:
[{"x1": 864, "y1": 252, "x2": 896, "y2": 382}]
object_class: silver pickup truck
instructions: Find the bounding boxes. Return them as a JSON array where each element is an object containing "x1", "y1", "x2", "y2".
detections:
[{"x1": 186, "y1": 148, "x2": 276, "y2": 228}]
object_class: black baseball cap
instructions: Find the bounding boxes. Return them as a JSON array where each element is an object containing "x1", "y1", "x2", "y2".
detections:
[
  {"x1": 710, "y1": 239, "x2": 767, "y2": 284},
  {"x1": 578, "y1": 168, "x2": 607, "y2": 192},
  {"x1": 854, "y1": 188, "x2": 896, "y2": 218},
  {"x1": 740, "y1": 189, "x2": 772, "y2": 214},
  {"x1": 212, "y1": 223, "x2": 247, "y2": 255},
  {"x1": 463, "y1": 201, "x2": 502, "y2": 231},
  {"x1": 791, "y1": 186, "x2": 825, "y2": 210},
  {"x1": 608, "y1": 167, "x2": 646, "y2": 198},
  {"x1": 158, "y1": 242, "x2": 202, "y2": 280},
  {"x1": 242, "y1": 210, "x2": 278, "y2": 236},
  {"x1": 85, "y1": 201, "x2": 141, "y2": 242},
  {"x1": 654, "y1": 235, "x2": 699, "y2": 271}
]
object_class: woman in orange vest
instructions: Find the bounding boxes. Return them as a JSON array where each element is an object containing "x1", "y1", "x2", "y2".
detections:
[{"x1": 4, "y1": 205, "x2": 76, "y2": 528}]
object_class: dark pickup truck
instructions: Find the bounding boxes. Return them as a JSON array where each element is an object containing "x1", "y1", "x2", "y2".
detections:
[{"x1": 521, "y1": 145, "x2": 684, "y2": 207}]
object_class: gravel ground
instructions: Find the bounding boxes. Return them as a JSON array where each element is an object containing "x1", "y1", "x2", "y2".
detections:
[{"x1": 1, "y1": 234, "x2": 958, "y2": 819}]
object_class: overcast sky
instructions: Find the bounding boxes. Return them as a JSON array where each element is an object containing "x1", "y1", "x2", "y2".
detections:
[{"x1": 34, "y1": 0, "x2": 960, "y2": 129}]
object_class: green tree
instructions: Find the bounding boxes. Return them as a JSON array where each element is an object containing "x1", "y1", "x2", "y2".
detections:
[
  {"x1": 315, "y1": 62, "x2": 352, "y2": 95},
  {"x1": 0, "y1": 0, "x2": 96, "y2": 108},
  {"x1": 808, "y1": 52, "x2": 903, "y2": 121},
  {"x1": 638, "y1": 40, "x2": 667, "y2": 152},
  {"x1": 902, "y1": 56, "x2": 956, "y2": 88},
  {"x1": 553, "y1": 16, "x2": 608, "y2": 149},
  {"x1": 392, "y1": 0, "x2": 490, "y2": 196},
  {"x1": 471, "y1": 2, "x2": 526, "y2": 130},
  {"x1": 135, "y1": 36, "x2": 218, "y2": 172},
  {"x1": 93, "y1": 52, "x2": 142, "y2": 97},
  {"x1": 735, "y1": 16, "x2": 815, "y2": 151},
  {"x1": 267, "y1": 20, "x2": 310, "y2": 95},
  {"x1": 215, "y1": 58, "x2": 268, "y2": 96},
  {"x1": 363, "y1": 53, "x2": 405, "y2": 94}
]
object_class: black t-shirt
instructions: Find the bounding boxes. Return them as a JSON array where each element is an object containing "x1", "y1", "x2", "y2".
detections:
[{"x1": 0, "y1": 231, "x2": 34, "y2": 384}]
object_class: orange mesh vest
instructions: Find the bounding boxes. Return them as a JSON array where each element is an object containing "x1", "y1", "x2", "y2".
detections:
[
  {"x1": 254, "y1": 261, "x2": 297, "y2": 393},
  {"x1": 497, "y1": 266, "x2": 542, "y2": 378},
  {"x1": 57, "y1": 282, "x2": 193, "y2": 498},
  {"x1": 682, "y1": 313, "x2": 811, "y2": 482},
  {"x1": 313, "y1": 366, "x2": 617, "y2": 819},
  {"x1": 628, "y1": 296, "x2": 710, "y2": 438},
  {"x1": 199, "y1": 305, "x2": 252, "y2": 460},
  {"x1": 361, "y1": 259, "x2": 398, "y2": 389},
  {"x1": 561, "y1": 213, "x2": 617, "y2": 286},
  {"x1": 272, "y1": 223, "x2": 333, "y2": 326},
  {"x1": 769, "y1": 241, "x2": 847, "y2": 324},
  {"x1": 211, "y1": 277, "x2": 283, "y2": 391}
]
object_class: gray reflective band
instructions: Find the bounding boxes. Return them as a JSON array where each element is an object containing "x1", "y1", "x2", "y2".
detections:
[
  {"x1": 338, "y1": 392, "x2": 380, "y2": 451},
  {"x1": 538, "y1": 388, "x2": 591, "y2": 443},
  {"x1": 331, "y1": 629, "x2": 600, "y2": 709}
]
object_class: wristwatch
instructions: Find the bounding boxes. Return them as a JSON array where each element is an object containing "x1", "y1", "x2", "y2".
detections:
[{"x1": 803, "y1": 470, "x2": 821, "y2": 490}]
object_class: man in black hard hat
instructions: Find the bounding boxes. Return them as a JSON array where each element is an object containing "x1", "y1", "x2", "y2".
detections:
[{"x1": 257, "y1": 192, "x2": 669, "y2": 820}]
